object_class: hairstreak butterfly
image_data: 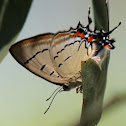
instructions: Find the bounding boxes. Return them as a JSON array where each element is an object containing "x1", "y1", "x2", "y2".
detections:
[{"x1": 9, "y1": 7, "x2": 121, "y2": 93}]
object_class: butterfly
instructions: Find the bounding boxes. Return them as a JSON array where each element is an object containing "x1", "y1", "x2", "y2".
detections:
[{"x1": 9, "y1": 7, "x2": 121, "y2": 93}]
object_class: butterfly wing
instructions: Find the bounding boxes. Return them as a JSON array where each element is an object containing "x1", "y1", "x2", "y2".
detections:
[
  {"x1": 9, "y1": 33, "x2": 68, "y2": 84},
  {"x1": 50, "y1": 29, "x2": 97, "y2": 80}
]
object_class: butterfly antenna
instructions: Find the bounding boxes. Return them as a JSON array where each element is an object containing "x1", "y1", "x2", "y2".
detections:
[
  {"x1": 44, "y1": 87, "x2": 63, "y2": 114},
  {"x1": 46, "y1": 87, "x2": 62, "y2": 101},
  {"x1": 86, "y1": 6, "x2": 92, "y2": 30},
  {"x1": 104, "y1": 22, "x2": 121, "y2": 37}
]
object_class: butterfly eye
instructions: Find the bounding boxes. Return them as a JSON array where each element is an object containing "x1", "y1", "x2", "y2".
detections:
[{"x1": 93, "y1": 35, "x2": 97, "y2": 39}]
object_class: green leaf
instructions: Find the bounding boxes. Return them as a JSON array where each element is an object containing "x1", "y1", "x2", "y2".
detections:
[
  {"x1": 80, "y1": 0, "x2": 110, "y2": 126},
  {"x1": 0, "y1": 0, "x2": 33, "y2": 62},
  {"x1": 92, "y1": 0, "x2": 109, "y2": 31}
]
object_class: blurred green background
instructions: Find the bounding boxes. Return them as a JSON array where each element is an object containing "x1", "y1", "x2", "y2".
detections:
[{"x1": 0, "y1": 0, "x2": 126, "y2": 126}]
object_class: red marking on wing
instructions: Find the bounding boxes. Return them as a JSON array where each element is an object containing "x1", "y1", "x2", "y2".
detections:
[
  {"x1": 103, "y1": 45, "x2": 111, "y2": 49},
  {"x1": 87, "y1": 35, "x2": 94, "y2": 42},
  {"x1": 74, "y1": 31, "x2": 85, "y2": 39}
]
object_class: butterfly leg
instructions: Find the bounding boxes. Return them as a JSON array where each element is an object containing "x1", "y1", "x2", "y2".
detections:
[
  {"x1": 78, "y1": 41, "x2": 83, "y2": 51},
  {"x1": 85, "y1": 41, "x2": 90, "y2": 49},
  {"x1": 78, "y1": 39, "x2": 86, "y2": 51},
  {"x1": 76, "y1": 85, "x2": 83, "y2": 93}
]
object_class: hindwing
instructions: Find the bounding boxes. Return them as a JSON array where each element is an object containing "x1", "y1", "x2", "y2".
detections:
[{"x1": 50, "y1": 29, "x2": 97, "y2": 80}]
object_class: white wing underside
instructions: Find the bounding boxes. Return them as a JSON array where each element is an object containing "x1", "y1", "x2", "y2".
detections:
[
  {"x1": 50, "y1": 31, "x2": 96, "y2": 79},
  {"x1": 10, "y1": 29, "x2": 97, "y2": 85}
]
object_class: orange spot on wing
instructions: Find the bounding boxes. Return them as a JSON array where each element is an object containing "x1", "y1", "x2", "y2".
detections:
[
  {"x1": 103, "y1": 45, "x2": 111, "y2": 49},
  {"x1": 74, "y1": 31, "x2": 85, "y2": 39},
  {"x1": 87, "y1": 35, "x2": 94, "y2": 42}
]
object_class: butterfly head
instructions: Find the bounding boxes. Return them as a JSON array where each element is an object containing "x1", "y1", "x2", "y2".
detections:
[
  {"x1": 74, "y1": 6, "x2": 121, "y2": 50},
  {"x1": 91, "y1": 22, "x2": 121, "y2": 50},
  {"x1": 75, "y1": 21, "x2": 121, "y2": 50}
]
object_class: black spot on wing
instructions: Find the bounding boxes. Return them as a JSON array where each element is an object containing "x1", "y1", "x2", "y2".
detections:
[
  {"x1": 36, "y1": 51, "x2": 41, "y2": 55},
  {"x1": 64, "y1": 40, "x2": 80, "y2": 48},
  {"x1": 50, "y1": 71, "x2": 54, "y2": 76},
  {"x1": 24, "y1": 48, "x2": 48, "y2": 64},
  {"x1": 56, "y1": 40, "x2": 80, "y2": 55},
  {"x1": 64, "y1": 44, "x2": 69, "y2": 48},
  {"x1": 64, "y1": 56, "x2": 71, "y2": 62},
  {"x1": 58, "y1": 63, "x2": 63, "y2": 67},
  {"x1": 40, "y1": 64, "x2": 46, "y2": 71},
  {"x1": 42, "y1": 48, "x2": 48, "y2": 53},
  {"x1": 69, "y1": 42, "x2": 74, "y2": 46},
  {"x1": 57, "y1": 48, "x2": 65, "y2": 54},
  {"x1": 54, "y1": 56, "x2": 58, "y2": 60}
]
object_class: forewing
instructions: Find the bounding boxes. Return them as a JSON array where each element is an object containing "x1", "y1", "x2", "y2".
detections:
[
  {"x1": 50, "y1": 29, "x2": 97, "y2": 79},
  {"x1": 9, "y1": 33, "x2": 68, "y2": 84}
]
